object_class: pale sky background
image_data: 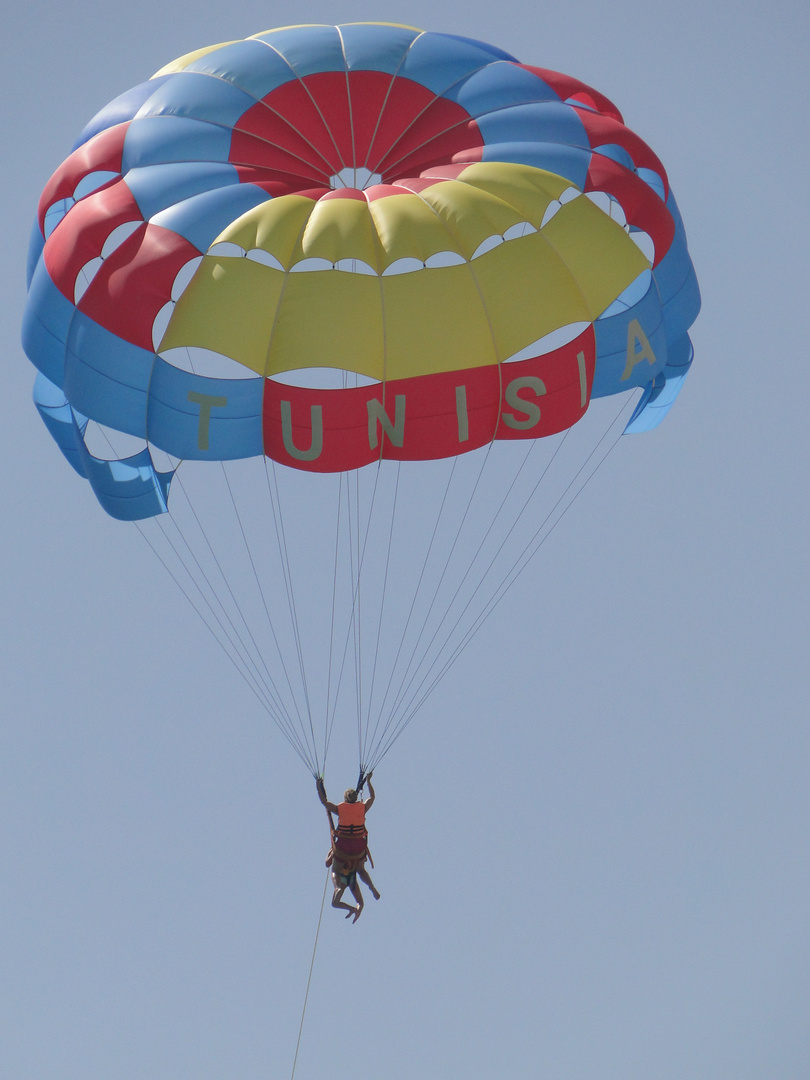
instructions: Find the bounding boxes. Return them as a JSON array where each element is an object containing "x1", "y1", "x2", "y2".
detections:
[{"x1": 2, "y1": 2, "x2": 809, "y2": 1079}]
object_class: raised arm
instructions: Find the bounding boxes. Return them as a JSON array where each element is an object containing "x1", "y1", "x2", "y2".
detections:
[
  {"x1": 316, "y1": 777, "x2": 339, "y2": 815},
  {"x1": 364, "y1": 775, "x2": 375, "y2": 812}
]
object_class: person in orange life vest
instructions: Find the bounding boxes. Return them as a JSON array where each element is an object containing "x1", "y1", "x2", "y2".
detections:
[{"x1": 317, "y1": 775, "x2": 380, "y2": 921}]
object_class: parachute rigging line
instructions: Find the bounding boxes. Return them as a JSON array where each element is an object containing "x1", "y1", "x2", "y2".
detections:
[
  {"x1": 351, "y1": 467, "x2": 364, "y2": 768},
  {"x1": 380, "y1": 437, "x2": 540, "y2": 738},
  {"x1": 322, "y1": 470, "x2": 347, "y2": 768},
  {"x1": 260, "y1": 456, "x2": 320, "y2": 770},
  {"x1": 471, "y1": 393, "x2": 641, "y2": 634},
  {"x1": 172, "y1": 473, "x2": 301, "y2": 728},
  {"x1": 389, "y1": 436, "x2": 567, "y2": 728},
  {"x1": 133, "y1": 517, "x2": 314, "y2": 767},
  {"x1": 360, "y1": 461, "x2": 402, "y2": 765},
  {"x1": 128, "y1": 385, "x2": 637, "y2": 781},
  {"x1": 364, "y1": 393, "x2": 638, "y2": 771},
  {"x1": 360, "y1": 436, "x2": 547, "y2": 770},
  {"x1": 89, "y1": 426, "x2": 318, "y2": 768},
  {"x1": 137, "y1": 465, "x2": 323, "y2": 774},
  {"x1": 24, "y1": 22, "x2": 701, "y2": 787},
  {"x1": 152, "y1": 495, "x2": 279, "y2": 712},
  {"x1": 224, "y1": 460, "x2": 313, "y2": 742},
  {"x1": 192, "y1": 465, "x2": 319, "y2": 767},
  {"x1": 376, "y1": 417, "x2": 629, "y2": 766},
  {"x1": 290, "y1": 869, "x2": 330, "y2": 1080},
  {"x1": 359, "y1": 446, "x2": 489, "y2": 769},
  {"x1": 319, "y1": 461, "x2": 385, "y2": 765}
]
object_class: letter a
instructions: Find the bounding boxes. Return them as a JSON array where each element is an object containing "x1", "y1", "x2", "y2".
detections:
[{"x1": 622, "y1": 319, "x2": 657, "y2": 380}]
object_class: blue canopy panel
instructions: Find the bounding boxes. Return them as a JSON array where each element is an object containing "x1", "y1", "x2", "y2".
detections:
[
  {"x1": 133, "y1": 71, "x2": 259, "y2": 129},
  {"x1": 476, "y1": 100, "x2": 587, "y2": 152},
  {"x1": 592, "y1": 182, "x2": 700, "y2": 424},
  {"x1": 480, "y1": 141, "x2": 592, "y2": 190},
  {"x1": 340, "y1": 23, "x2": 423, "y2": 73},
  {"x1": 21, "y1": 260, "x2": 76, "y2": 387},
  {"x1": 443, "y1": 60, "x2": 562, "y2": 117},
  {"x1": 592, "y1": 274, "x2": 668, "y2": 399},
  {"x1": 653, "y1": 189, "x2": 701, "y2": 343},
  {"x1": 33, "y1": 373, "x2": 174, "y2": 520},
  {"x1": 246, "y1": 25, "x2": 517, "y2": 87},
  {"x1": 72, "y1": 76, "x2": 174, "y2": 149},
  {"x1": 146, "y1": 357, "x2": 265, "y2": 460},
  {"x1": 180, "y1": 38, "x2": 300, "y2": 99},
  {"x1": 623, "y1": 334, "x2": 694, "y2": 433},
  {"x1": 125, "y1": 161, "x2": 242, "y2": 222},
  {"x1": 589, "y1": 142, "x2": 635, "y2": 171},
  {"x1": 396, "y1": 30, "x2": 518, "y2": 94},
  {"x1": 149, "y1": 184, "x2": 272, "y2": 252},
  {"x1": 25, "y1": 249, "x2": 265, "y2": 499},
  {"x1": 78, "y1": 446, "x2": 172, "y2": 520},
  {"x1": 120, "y1": 115, "x2": 234, "y2": 172},
  {"x1": 62, "y1": 312, "x2": 155, "y2": 437},
  {"x1": 26, "y1": 220, "x2": 45, "y2": 289},
  {"x1": 33, "y1": 372, "x2": 88, "y2": 477},
  {"x1": 248, "y1": 24, "x2": 351, "y2": 78}
]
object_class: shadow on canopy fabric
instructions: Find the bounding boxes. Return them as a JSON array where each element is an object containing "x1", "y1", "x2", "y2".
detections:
[{"x1": 22, "y1": 23, "x2": 700, "y2": 776}]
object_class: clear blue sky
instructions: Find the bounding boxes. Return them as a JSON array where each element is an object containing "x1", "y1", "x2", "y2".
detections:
[{"x1": 2, "y1": 2, "x2": 808, "y2": 1078}]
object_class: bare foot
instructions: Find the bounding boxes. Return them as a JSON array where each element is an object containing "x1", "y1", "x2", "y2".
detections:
[
  {"x1": 370, "y1": 885, "x2": 380, "y2": 900},
  {"x1": 351, "y1": 905, "x2": 363, "y2": 922}
]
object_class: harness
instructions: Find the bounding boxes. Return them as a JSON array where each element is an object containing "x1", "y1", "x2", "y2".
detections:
[
  {"x1": 318, "y1": 779, "x2": 374, "y2": 876},
  {"x1": 330, "y1": 828, "x2": 373, "y2": 872}
]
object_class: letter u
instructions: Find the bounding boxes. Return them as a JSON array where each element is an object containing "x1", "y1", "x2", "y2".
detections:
[{"x1": 280, "y1": 401, "x2": 323, "y2": 461}]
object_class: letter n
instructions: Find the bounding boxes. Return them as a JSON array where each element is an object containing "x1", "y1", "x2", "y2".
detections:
[{"x1": 368, "y1": 395, "x2": 405, "y2": 449}]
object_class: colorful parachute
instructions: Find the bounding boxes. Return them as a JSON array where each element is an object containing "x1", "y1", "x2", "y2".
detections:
[{"x1": 23, "y1": 24, "x2": 700, "y2": 774}]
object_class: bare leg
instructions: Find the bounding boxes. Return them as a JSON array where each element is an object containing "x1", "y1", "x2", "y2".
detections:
[
  {"x1": 348, "y1": 879, "x2": 364, "y2": 922},
  {"x1": 330, "y1": 871, "x2": 357, "y2": 916},
  {"x1": 357, "y1": 864, "x2": 380, "y2": 899}
]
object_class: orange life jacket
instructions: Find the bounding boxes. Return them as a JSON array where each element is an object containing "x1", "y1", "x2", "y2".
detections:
[{"x1": 337, "y1": 801, "x2": 366, "y2": 833}]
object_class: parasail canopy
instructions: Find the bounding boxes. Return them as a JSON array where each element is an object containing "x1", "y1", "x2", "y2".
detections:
[{"x1": 23, "y1": 24, "x2": 700, "y2": 775}]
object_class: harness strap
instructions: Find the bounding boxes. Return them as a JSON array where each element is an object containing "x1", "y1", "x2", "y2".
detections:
[
  {"x1": 331, "y1": 837, "x2": 368, "y2": 863},
  {"x1": 337, "y1": 823, "x2": 367, "y2": 835},
  {"x1": 324, "y1": 800, "x2": 373, "y2": 871}
]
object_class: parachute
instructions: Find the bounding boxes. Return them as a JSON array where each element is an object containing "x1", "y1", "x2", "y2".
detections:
[{"x1": 22, "y1": 24, "x2": 700, "y2": 777}]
